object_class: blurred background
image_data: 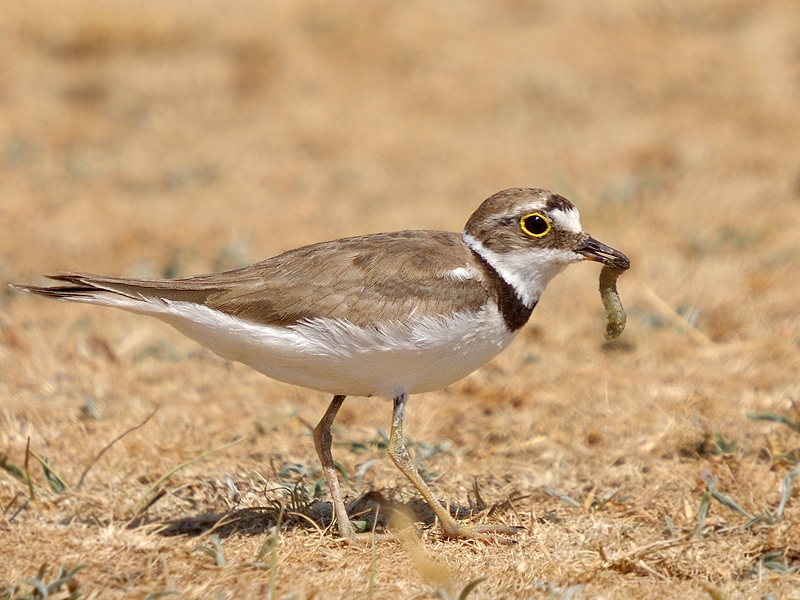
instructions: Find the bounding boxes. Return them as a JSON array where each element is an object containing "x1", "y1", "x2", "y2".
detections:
[
  {"x1": 1, "y1": 0, "x2": 800, "y2": 594},
  {"x1": 2, "y1": 0, "x2": 798, "y2": 295}
]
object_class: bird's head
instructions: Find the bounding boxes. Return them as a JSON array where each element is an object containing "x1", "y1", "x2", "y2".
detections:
[{"x1": 462, "y1": 188, "x2": 630, "y2": 307}]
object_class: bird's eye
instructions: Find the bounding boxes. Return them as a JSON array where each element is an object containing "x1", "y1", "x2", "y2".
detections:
[{"x1": 520, "y1": 213, "x2": 551, "y2": 237}]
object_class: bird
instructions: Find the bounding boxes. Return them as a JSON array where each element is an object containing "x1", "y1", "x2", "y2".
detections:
[{"x1": 13, "y1": 187, "x2": 630, "y2": 542}]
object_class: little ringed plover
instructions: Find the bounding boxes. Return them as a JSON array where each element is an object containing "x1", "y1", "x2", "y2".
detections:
[{"x1": 13, "y1": 187, "x2": 630, "y2": 542}]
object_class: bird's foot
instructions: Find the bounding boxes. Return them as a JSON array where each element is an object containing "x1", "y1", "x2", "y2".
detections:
[{"x1": 332, "y1": 518, "x2": 522, "y2": 545}]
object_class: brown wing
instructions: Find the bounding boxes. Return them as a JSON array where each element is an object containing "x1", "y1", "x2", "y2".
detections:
[
  {"x1": 20, "y1": 231, "x2": 491, "y2": 328},
  {"x1": 207, "y1": 230, "x2": 489, "y2": 326}
]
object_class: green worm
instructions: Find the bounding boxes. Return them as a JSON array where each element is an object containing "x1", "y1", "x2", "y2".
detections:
[{"x1": 599, "y1": 265, "x2": 627, "y2": 339}]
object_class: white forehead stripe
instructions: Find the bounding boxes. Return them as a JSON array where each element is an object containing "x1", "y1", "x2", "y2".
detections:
[{"x1": 550, "y1": 207, "x2": 582, "y2": 233}]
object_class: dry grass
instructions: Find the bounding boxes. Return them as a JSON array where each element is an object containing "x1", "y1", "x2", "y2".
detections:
[{"x1": 2, "y1": 0, "x2": 800, "y2": 598}]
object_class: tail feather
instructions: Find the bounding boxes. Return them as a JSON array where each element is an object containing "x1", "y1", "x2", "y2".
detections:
[{"x1": 11, "y1": 272, "x2": 221, "y2": 305}]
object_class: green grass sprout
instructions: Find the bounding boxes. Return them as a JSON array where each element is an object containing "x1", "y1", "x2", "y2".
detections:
[{"x1": 132, "y1": 437, "x2": 243, "y2": 517}]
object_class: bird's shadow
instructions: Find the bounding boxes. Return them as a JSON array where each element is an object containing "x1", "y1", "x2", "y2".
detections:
[{"x1": 132, "y1": 491, "x2": 494, "y2": 539}]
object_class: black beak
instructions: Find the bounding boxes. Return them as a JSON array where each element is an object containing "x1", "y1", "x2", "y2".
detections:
[{"x1": 577, "y1": 236, "x2": 630, "y2": 270}]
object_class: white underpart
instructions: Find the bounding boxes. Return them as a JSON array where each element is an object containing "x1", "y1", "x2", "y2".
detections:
[
  {"x1": 462, "y1": 227, "x2": 582, "y2": 308},
  {"x1": 70, "y1": 294, "x2": 516, "y2": 398}
]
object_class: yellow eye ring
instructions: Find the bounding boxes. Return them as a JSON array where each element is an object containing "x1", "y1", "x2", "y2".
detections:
[{"x1": 520, "y1": 212, "x2": 551, "y2": 237}]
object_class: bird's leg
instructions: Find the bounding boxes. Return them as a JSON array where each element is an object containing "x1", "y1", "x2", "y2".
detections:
[
  {"x1": 312, "y1": 394, "x2": 355, "y2": 540},
  {"x1": 387, "y1": 393, "x2": 462, "y2": 536},
  {"x1": 387, "y1": 392, "x2": 521, "y2": 541}
]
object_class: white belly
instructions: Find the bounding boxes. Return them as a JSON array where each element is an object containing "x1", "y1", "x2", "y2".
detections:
[{"x1": 150, "y1": 300, "x2": 517, "y2": 398}]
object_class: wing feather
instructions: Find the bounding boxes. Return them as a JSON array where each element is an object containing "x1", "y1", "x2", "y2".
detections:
[{"x1": 16, "y1": 231, "x2": 490, "y2": 327}]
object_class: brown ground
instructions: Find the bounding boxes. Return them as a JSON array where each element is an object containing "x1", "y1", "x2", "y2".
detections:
[{"x1": 2, "y1": 1, "x2": 800, "y2": 598}]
